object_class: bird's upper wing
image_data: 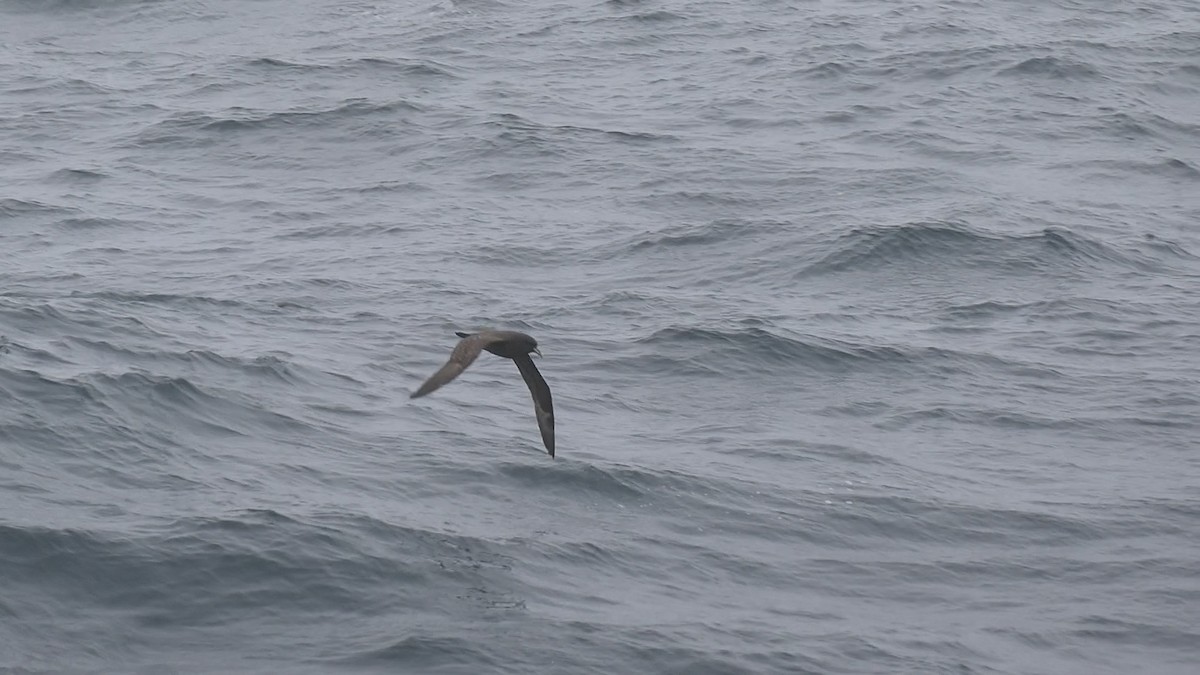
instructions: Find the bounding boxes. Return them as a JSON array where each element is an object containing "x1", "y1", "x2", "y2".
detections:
[
  {"x1": 513, "y1": 353, "x2": 555, "y2": 456},
  {"x1": 410, "y1": 333, "x2": 497, "y2": 398}
]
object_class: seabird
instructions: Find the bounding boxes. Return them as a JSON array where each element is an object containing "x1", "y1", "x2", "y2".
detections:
[{"x1": 410, "y1": 330, "x2": 555, "y2": 456}]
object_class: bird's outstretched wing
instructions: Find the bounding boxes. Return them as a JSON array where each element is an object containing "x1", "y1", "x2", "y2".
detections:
[
  {"x1": 513, "y1": 353, "x2": 555, "y2": 456},
  {"x1": 410, "y1": 333, "x2": 497, "y2": 398}
]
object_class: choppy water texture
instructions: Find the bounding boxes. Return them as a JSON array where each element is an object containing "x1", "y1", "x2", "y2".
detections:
[{"x1": 2, "y1": 1, "x2": 1199, "y2": 673}]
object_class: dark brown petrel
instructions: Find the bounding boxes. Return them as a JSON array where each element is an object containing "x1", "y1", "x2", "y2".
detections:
[{"x1": 410, "y1": 330, "x2": 555, "y2": 456}]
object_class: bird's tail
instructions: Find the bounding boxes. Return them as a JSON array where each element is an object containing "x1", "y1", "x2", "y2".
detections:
[{"x1": 454, "y1": 331, "x2": 471, "y2": 338}]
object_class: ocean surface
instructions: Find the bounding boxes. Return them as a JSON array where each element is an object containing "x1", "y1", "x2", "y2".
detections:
[{"x1": 2, "y1": 1, "x2": 1199, "y2": 673}]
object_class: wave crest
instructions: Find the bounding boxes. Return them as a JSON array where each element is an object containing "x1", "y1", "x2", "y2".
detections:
[{"x1": 801, "y1": 221, "x2": 1163, "y2": 276}]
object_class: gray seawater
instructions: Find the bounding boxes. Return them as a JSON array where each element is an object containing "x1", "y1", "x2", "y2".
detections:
[{"x1": 2, "y1": 0, "x2": 1199, "y2": 673}]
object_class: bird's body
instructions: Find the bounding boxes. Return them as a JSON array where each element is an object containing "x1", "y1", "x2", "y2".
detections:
[{"x1": 410, "y1": 330, "x2": 555, "y2": 456}]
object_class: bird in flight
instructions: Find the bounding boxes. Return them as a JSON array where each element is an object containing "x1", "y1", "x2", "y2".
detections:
[{"x1": 411, "y1": 330, "x2": 555, "y2": 456}]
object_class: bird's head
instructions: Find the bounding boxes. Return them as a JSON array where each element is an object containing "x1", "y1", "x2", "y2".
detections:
[{"x1": 525, "y1": 335, "x2": 542, "y2": 358}]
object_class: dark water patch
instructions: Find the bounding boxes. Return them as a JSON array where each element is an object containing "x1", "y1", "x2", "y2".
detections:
[
  {"x1": 999, "y1": 55, "x2": 1100, "y2": 79},
  {"x1": 46, "y1": 167, "x2": 107, "y2": 183},
  {"x1": 819, "y1": 400, "x2": 895, "y2": 420},
  {"x1": 818, "y1": 103, "x2": 895, "y2": 124},
  {"x1": 590, "y1": 127, "x2": 674, "y2": 143},
  {"x1": 0, "y1": 198, "x2": 78, "y2": 220},
  {"x1": 802, "y1": 61, "x2": 854, "y2": 79},
  {"x1": 55, "y1": 217, "x2": 126, "y2": 230}
]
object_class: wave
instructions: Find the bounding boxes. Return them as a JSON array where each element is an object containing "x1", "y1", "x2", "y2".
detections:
[
  {"x1": 621, "y1": 219, "x2": 762, "y2": 253},
  {"x1": 799, "y1": 221, "x2": 1167, "y2": 277},
  {"x1": 3, "y1": 0, "x2": 153, "y2": 11},
  {"x1": 63, "y1": 339, "x2": 309, "y2": 386},
  {"x1": 940, "y1": 297, "x2": 1132, "y2": 322},
  {"x1": 94, "y1": 371, "x2": 298, "y2": 436},
  {"x1": 0, "y1": 510, "x2": 512, "y2": 624},
  {"x1": 77, "y1": 290, "x2": 249, "y2": 310},
  {"x1": 999, "y1": 56, "x2": 1100, "y2": 79},
  {"x1": 1087, "y1": 110, "x2": 1198, "y2": 143},
  {"x1": 55, "y1": 217, "x2": 127, "y2": 230},
  {"x1": 244, "y1": 56, "x2": 458, "y2": 79},
  {"x1": 1059, "y1": 157, "x2": 1200, "y2": 181},
  {"x1": 0, "y1": 198, "x2": 78, "y2": 220},
  {"x1": 45, "y1": 167, "x2": 108, "y2": 183},
  {"x1": 128, "y1": 99, "x2": 422, "y2": 147},
  {"x1": 0, "y1": 361, "x2": 311, "y2": 453},
  {"x1": 485, "y1": 112, "x2": 677, "y2": 146},
  {"x1": 335, "y1": 634, "x2": 506, "y2": 670},
  {"x1": 816, "y1": 493, "x2": 1114, "y2": 547},
  {"x1": 625, "y1": 325, "x2": 1023, "y2": 378}
]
